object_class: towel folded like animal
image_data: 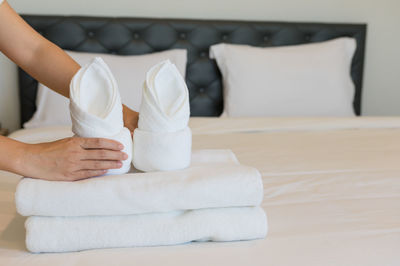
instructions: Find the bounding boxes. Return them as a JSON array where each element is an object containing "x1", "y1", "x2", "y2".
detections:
[
  {"x1": 25, "y1": 206, "x2": 268, "y2": 253},
  {"x1": 69, "y1": 57, "x2": 132, "y2": 174},
  {"x1": 16, "y1": 150, "x2": 263, "y2": 217},
  {"x1": 133, "y1": 60, "x2": 191, "y2": 172}
]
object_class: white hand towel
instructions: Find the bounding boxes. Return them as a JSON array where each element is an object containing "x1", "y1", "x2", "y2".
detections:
[
  {"x1": 133, "y1": 60, "x2": 191, "y2": 172},
  {"x1": 69, "y1": 57, "x2": 132, "y2": 174},
  {"x1": 25, "y1": 206, "x2": 268, "y2": 253},
  {"x1": 16, "y1": 150, "x2": 263, "y2": 217}
]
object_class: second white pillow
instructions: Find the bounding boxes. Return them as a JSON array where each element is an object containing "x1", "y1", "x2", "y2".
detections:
[{"x1": 210, "y1": 38, "x2": 356, "y2": 117}]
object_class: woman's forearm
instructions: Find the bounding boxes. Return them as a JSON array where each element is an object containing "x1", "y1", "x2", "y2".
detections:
[
  {"x1": 0, "y1": 1, "x2": 80, "y2": 98},
  {"x1": 0, "y1": 136, "x2": 26, "y2": 175},
  {"x1": 0, "y1": 1, "x2": 139, "y2": 135},
  {"x1": 23, "y1": 40, "x2": 80, "y2": 98}
]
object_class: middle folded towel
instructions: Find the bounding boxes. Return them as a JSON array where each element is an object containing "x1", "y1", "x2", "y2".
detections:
[{"x1": 16, "y1": 150, "x2": 263, "y2": 217}]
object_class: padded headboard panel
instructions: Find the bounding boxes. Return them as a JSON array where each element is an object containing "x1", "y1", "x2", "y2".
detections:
[{"x1": 18, "y1": 15, "x2": 367, "y2": 126}]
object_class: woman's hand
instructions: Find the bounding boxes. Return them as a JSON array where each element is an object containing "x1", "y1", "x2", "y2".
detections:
[
  {"x1": 123, "y1": 104, "x2": 139, "y2": 134},
  {"x1": 16, "y1": 137, "x2": 128, "y2": 181}
]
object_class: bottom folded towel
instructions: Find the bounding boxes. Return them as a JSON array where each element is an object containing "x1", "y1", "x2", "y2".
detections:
[{"x1": 25, "y1": 207, "x2": 268, "y2": 253}]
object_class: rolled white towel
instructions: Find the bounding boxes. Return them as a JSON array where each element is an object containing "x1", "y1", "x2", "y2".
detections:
[
  {"x1": 133, "y1": 60, "x2": 191, "y2": 172},
  {"x1": 16, "y1": 150, "x2": 263, "y2": 217},
  {"x1": 69, "y1": 57, "x2": 132, "y2": 174},
  {"x1": 25, "y1": 206, "x2": 268, "y2": 253}
]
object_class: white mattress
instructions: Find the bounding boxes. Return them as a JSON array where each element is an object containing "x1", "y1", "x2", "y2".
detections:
[{"x1": 1, "y1": 117, "x2": 400, "y2": 265}]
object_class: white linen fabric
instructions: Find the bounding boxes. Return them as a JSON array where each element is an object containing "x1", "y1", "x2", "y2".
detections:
[
  {"x1": 2, "y1": 117, "x2": 400, "y2": 265},
  {"x1": 23, "y1": 49, "x2": 187, "y2": 128},
  {"x1": 210, "y1": 37, "x2": 356, "y2": 117},
  {"x1": 16, "y1": 148, "x2": 266, "y2": 253},
  {"x1": 133, "y1": 60, "x2": 191, "y2": 172},
  {"x1": 188, "y1": 116, "x2": 400, "y2": 135},
  {"x1": 69, "y1": 57, "x2": 132, "y2": 174},
  {"x1": 16, "y1": 150, "x2": 262, "y2": 217},
  {"x1": 25, "y1": 207, "x2": 267, "y2": 253},
  {"x1": 10, "y1": 117, "x2": 400, "y2": 142}
]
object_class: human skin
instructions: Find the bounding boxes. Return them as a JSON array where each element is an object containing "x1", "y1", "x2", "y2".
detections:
[{"x1": 0, "y1": 1, "x2": 138, "y2": 181}]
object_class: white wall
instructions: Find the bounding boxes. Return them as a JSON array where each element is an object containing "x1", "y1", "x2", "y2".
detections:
[{"x1": 1, "y1": 0, "x2": 399, "y2": 131}]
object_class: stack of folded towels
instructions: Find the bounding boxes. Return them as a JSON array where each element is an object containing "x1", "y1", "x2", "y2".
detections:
[{"x1": 15, "y1": 59, "x2": 268, "y2": 253}]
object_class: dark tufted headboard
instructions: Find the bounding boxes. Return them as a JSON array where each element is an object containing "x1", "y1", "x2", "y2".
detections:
[{"x1": 18, "y1": 15, "x2": 366, "y2": 126}]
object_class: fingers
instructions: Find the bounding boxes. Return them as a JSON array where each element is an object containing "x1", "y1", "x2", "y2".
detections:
[
  {"x1": 80, "y1": 160, "x2": 123, "y2": 171},
  {"x1": 81, "y1": 150, "x2": 128, "y2": 161},
  {"x1": 73, "y1": 170, "x2": 108, "y2": 180},
  {"x1": 79, "y1": 138, "x2": 124, "y2": 151},
  {"x1": 66, "y1": 160, "x2": 123, "y2": 181}
]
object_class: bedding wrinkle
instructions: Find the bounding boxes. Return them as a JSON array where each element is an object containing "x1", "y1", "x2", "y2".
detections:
[
  {"x1": 262, "y1": 171, "x2": 400, "y2": 205},
  {"x1": 189, "y1": 117, "x2": 400, "y2": 135}
]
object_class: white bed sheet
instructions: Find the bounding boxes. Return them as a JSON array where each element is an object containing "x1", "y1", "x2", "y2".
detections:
[{"x1": 1, "y1": 117, "x2": 400, "y2": 265}]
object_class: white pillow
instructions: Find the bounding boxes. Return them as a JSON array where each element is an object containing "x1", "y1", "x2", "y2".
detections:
[
  {"x1": 210, "y1": 37, "x2": 356, "y2": 117},
  {"x1": 24, "y1": 49, "x2": 187, "y2": 128}
]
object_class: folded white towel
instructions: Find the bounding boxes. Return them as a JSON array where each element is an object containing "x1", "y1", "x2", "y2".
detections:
[
  {"x1": 133, "y1": 60, "x2": 191, "y2": 172},
  {"x1": 25, "y1": 206, "x2": 268, "y2": 253},
  {"x1": 16, "y1": 150, "x2": 263, "y2": 217},
  {"x1": 70, "y1": 57, "x2": 132, "y2": 174}
]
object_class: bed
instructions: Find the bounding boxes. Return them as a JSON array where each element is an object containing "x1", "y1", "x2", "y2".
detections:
[
  {"x1": 2, "y1": 15, "x2": 400, "y2": 266},
  {"x1": 2, "y1": 117, "x2": 400, "y2": 265}
]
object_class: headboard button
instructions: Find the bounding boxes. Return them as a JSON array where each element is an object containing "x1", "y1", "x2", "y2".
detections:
[
  {"x1": 263, "y1": 35, "x2": 269, "y2": 41},
  {"x1": 133, "y1": 33, "x2": 140, "y2": 39},
  {"x1": 222, "y1": 34, "x2": 228, "y2": 41},
  {"x1": 87, "y1": 31, "x2": 95, "y2": 37},
  {"x1": 179, "y1": 33, "x2": 186, "y2": 39},
  {"x1": 305, "y1": 35, "x2": 311, "y2": 41},
  {"x1": 199, "y1": 88, "x2": 205, "y2": 93},
  {"x1": 200, "y1": 51, "x2": 207, "y2": 58}
]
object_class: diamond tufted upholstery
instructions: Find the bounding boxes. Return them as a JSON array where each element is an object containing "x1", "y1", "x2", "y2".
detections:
[{"x1": 18, "y1": 15, "x2": 366, "y2": 126}]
